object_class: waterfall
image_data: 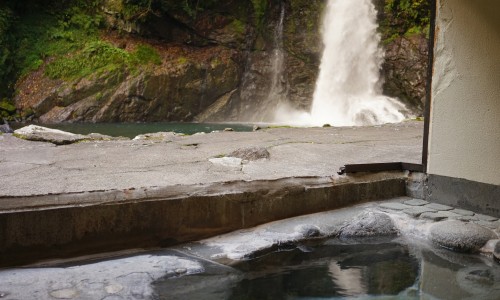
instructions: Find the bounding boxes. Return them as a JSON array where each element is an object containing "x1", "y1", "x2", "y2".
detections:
[
  {"x1": 274, "y1": 0, "x2": 407, "y2": 126},
  {"x1": 266, "y1": 2, "x2": 286, "y2": 111},
  {"x1": 256, "y1": 1, "x2": 287, "y2": 122},
  {"x1": 237, "y1": 1, "x2": 287, "y2": 122}
]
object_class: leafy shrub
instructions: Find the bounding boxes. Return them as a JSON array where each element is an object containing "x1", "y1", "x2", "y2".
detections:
[{"x1": 384, "y1": 0, "x2": 430, "y2": 37}]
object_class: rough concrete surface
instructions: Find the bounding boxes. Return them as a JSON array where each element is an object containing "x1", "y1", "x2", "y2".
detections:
[{"x1": 0, "y1": 121, "x2": 423, "y2": 197}]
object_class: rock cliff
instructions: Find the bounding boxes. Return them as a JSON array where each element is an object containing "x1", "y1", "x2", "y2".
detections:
[{"x1": 6, "y1": 0, "x2": 428, "y2": 123}]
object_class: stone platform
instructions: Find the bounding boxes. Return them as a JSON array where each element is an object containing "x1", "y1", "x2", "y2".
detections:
[{"x1": 0, "y1": 122, "x2": 424, "y2": 266}]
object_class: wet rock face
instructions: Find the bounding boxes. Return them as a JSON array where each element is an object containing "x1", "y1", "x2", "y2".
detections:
[
  {"x1": 15, "y1": 46, "x2": 240, "y2": 123},
  {"x1": 430, "y1": 220, "x2": 497, "y2": 253},
  {"x1": 382, "y1": 35, "x2": 428, "y2": 113},
  {"x1": 339, "y1": 211, "x2": 399, "y2": 238}
]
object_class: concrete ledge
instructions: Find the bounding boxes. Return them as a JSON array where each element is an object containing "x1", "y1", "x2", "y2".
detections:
[
  {"x1": 426, "y1": 174, "x2": 500, "y2": 218},
  {"x1": 0, "y1": 172, "x2": 406, "y2": 267}
]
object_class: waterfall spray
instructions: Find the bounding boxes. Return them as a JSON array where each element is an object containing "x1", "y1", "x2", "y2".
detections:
[{"x1": 274, "y1": 0, "x2": 407, "y2": 126}]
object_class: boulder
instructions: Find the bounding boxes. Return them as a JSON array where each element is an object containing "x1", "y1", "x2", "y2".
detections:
[
  {"x1": 14, "y1": 125, "x2": 88, "y2": 145},
  {"x1": 0, "y1": 122, "x2": 13, "y2": 133},
  {"x1": 339, "y1": 211, "x2": 398, "y2": 238},
  {"x1": 13, "y1": 125, "x2": 123, "y2": 145},
  {"x1": 430, "y1": 220, "x2": 497, "y2": 253},
  {"x1": 228, "y1": 147, "x2": 270, "y2": 161},
  {"x1": 133, "y1": 132, "x2": 178, "y2": 142}
]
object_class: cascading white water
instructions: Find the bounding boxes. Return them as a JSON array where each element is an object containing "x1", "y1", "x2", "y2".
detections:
[
  {"x1": 258, "y1": 2, "x2": 287, "y2": 122},
  {"x1": 267, "y1": 3, "x2": 286, "y2": 106},
  {"x1": 274, "y1": 0, "x2": 407, "y2": 126}
]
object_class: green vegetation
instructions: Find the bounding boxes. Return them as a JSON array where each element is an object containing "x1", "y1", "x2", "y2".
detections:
[
  {"x1": 0, "y1": 5, "x2": 15, "y2": 99},
  {"x1": 177, "y1": 57, "x2": 189, "y2": 64},
  {"x1": 251, "y1": 0, "x2": 267, "y2": 30},
  {"x1": 159, "y1": 0, "x2": 221, "y2": 20},
  {"x1": 1, "y1": 1, "x2": 162, "y2": 87},
  {"x1": 45, "y1": 41, "x2": 161, "y2": 80},
  {"x1": 382, "y1": 0, "x2": 430, "y2": 43},
  {"x1": 229, "y1": 19, "x2": 246, "y2": 35},
  {"x1": 0, "y1": 98, "x2": 16, "y2": 119}
]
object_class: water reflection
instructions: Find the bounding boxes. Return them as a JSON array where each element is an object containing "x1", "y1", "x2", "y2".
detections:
[
  {"x1": 154, "y1": 238, "x2": 500, "y2": 300},
  {"x1": 227, "y1": 241, "x2": 419, "y2": 299}
]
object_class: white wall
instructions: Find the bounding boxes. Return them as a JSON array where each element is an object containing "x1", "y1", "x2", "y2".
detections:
[{"x1": 428, "y1": 0, "x2": 500, "y2": 185}]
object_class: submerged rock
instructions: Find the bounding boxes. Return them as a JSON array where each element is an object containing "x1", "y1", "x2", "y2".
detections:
[
  {"x1": 430, "y1": 220, "x2": 497, "y2": 253},
  {"x1": 339, "y1": 211, "x2": 398, "y2": 238}
]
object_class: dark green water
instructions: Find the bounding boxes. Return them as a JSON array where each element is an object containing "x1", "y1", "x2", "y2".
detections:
[
  {"x1": 156, "y1": 239, "x2": 500, "y2": 300},
  {"x1": 11, "y1": 122, "x2": 254, "y2": 138}
]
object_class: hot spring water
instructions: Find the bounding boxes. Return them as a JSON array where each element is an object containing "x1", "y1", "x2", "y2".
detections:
[{"x1": 274, "y1": 0, "x2": 407, "y2": 126}]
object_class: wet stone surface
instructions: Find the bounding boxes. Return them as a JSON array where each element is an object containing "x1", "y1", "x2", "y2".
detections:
[
  {"x1": 339, "y1": 211, "x2": 398, "y2": 238},
  {"x1": 379, "y1": 202, "x2": 412, "y2": 211},
  {"x1": 376, "y1": 199, "x2": 500, "y2": 230},
  {"x1": 0, "y1": 198, "x2": 499, "y2": 299},
  {"x1": 452, "y1": 208, "x2": 476, "y2": 216},
  {"x1": 429, "y1": 220, "x2": 497, "y2": 252},
  {"x1": 403, "y1": 206, "x2": 437, "y2": 217},
  {"x1": 421, "y1": 210, "x2": 461, "y2": 221},
  {"x1": 404, "y1": 199, "x2": 429, "y2": 206},
  {"x1": 425, "y1": 203, "x2": 454, "y2": 211}
]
